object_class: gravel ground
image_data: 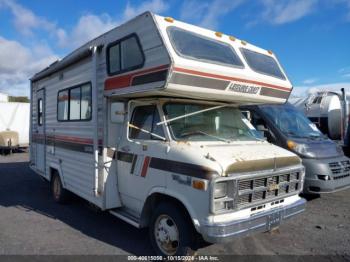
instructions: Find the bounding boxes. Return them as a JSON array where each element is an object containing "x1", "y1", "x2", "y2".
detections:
[{"x1": 0, "y1": 152, "x2": 349, "y2": 257}]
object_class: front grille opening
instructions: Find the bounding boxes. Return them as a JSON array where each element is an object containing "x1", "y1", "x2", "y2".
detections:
[
  {"x1": 237, "y1": 171, "x2": 302, "y2": 208},
  {"x1": 334, "y1": 173, "x2": 350, "y2": 180}
]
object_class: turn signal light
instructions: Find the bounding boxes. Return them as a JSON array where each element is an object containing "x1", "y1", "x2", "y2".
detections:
[
  {"x1": 192, "y1": 180, "x2": 206, "y2": 190},
  {"x1": 287, "y1": 140, "x2": 296, "y2": 150}
]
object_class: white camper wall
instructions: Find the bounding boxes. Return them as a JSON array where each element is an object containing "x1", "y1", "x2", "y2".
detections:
[
  {"x1": 0, "y1": 102, "x2": 30, "y2": 146},
  {"x1": 0, "y1": 93, "x2": 8, "y2": 102}
]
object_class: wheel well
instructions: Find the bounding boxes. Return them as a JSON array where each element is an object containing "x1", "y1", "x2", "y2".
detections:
[{"x1": 140, "y1": 193, "x2": 193, "y2": 229}]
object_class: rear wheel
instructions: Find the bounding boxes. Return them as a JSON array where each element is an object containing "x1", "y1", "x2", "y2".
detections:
[
  {"x1": 149, "y1": 202, "x2": 196, "y2": 257},
  {"x1": 51, "y1": 173, "x2": 69, "y2": 204}
]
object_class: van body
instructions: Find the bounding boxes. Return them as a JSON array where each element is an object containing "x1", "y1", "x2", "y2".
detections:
[
  {"x1": 241, "y1": 103, "x2": 350, "y2": 194},
  {"x1": 30, "y1": 12, "x2": 305, "y2": 256}
]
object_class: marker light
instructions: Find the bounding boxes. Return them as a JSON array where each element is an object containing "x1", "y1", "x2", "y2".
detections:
[
  {"x1": 215, "y1": 32, "x2": 223, "y2": 37},
  {"x1": 287, "y1": 140, "x2": 296, "y2": 150},
  {"x1": 164, "y1": 17, "x2": 174, "y2": 23},
  {"x1": 229, "y1": 36, "x2": 236, "y2": 41},
  {"x1": 192, "y1": 180, "x2": 206, "y2": 190},
  {"x1": 241, "y1": 40, "x2": 247, "y2": 45},
  {"x1": 268, "y1": 50, "x2": 273, "y2": 55}
]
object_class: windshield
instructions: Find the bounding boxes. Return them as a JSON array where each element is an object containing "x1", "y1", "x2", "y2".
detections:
[
  {"x1": 260, "y1": 105, "x2": 323, "y2": 138},
  {"x1": 163, "y1": 103, "x2": 259, "y2": 142},
  {"x1": 241, "y1": 48, "x2": 286, "y2": 80},
  {"x1": 167, "y1": 27, "x2": 244, "y2": 68}
]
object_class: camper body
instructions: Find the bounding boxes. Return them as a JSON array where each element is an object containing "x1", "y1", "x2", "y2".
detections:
[
  {"x1": 0, "y1": 101, "x2": 30, "y2": 153},
  {"x1": 241, "y1": 103, "x2": 350, "y2": 194},
  {"x1": 30, "y1": 13, "x2": 305, "y2": 255}
]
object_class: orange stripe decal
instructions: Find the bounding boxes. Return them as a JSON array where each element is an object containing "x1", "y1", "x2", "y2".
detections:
[
  {"x1": 173, "y1": 67, "x2": 291, "y2": 92},
  {"x1": 141, "y1": 156, "x2": 151, "y2": 178}
]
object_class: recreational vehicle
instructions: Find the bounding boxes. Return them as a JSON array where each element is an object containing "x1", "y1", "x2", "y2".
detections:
[
  {"x1": 30, "y1": 12, "x2": 306, "y2": 256},
  {"x1": 241, "y1": 103, "x2": 350, "y2": 194},
  {"x1": 0, "y1": 101, "x2": 30, "y2": 154}
]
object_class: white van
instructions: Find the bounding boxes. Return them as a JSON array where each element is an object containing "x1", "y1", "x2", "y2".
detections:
[{"x1": 30, "y1": 12, "x2": 306, "y2": 256}]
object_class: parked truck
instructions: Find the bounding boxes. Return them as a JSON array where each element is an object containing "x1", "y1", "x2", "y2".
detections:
[
  {"x1": 241, "y1": 103, "x2": 350, "y2": 194},
  {"x1": 30, "y1": 12, "x2": 306, "y2": 256}
]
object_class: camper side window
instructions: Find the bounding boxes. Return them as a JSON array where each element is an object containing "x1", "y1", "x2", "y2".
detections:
[
  {"x1": 129, "y1": 105, "x2": 165, "y2": 140},
  {"x1": 57, "y1": 83, "x2": 92, "y2": 121},
  {"x1": 107, "y1": 34, "x2": 144, "y2": 75}
]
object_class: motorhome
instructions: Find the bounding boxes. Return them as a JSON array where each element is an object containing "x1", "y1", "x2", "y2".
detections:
[
  {"x1": 30, "y1": 12, "x2": 306, "y2": 256},
  {"x1": 241, "y1": 103, "x2": 350, "y2": 194}
]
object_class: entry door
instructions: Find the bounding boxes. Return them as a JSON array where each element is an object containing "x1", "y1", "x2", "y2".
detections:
[{"x1": 35, "y1": 89, "x2": 46, "y2": 176}]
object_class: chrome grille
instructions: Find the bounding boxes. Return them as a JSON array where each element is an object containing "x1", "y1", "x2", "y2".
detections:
[
  {"x1": 329, "y1": 160, "x2": 350, "y2": 175},
  {"x1": 237, "y1": 171, "x2": 302, "y2": 208}
]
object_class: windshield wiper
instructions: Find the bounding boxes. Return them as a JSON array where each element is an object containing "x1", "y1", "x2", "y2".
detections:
[
  {"x1": 180, "y1": 130, "x2": 230, "y2": 143},
  {"x1": 156, "y1": 105, "x2": 227, "y2": 126}
]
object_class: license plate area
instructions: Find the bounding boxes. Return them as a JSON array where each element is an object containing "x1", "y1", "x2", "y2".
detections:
[{"x1": 266, "y1": 211, "x2": 282, "y2": 230}]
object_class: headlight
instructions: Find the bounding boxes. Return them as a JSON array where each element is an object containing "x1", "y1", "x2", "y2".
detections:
[
  {"x1": 287, "y1": 140, "x2": 315, "y2": 158},
  {"x1": 214, "y1": 182, "x2": 227, "y2": 199}
]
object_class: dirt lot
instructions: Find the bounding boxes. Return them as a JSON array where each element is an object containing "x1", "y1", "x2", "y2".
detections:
[{"x1": 0, "y1": 152, "x2": 349, "y2": 257}]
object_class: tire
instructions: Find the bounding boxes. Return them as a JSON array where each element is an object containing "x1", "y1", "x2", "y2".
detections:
[
  {"x1": 149, "y1": 202, "x2": 197, "y2": 257},
  {"x1": 51, "y1": 172, "x2": 69, "y2": 204}
]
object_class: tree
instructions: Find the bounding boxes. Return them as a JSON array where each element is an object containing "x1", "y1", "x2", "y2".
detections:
[{"x1": 8, "y1": 96, "x2": 30, "y2": 103}]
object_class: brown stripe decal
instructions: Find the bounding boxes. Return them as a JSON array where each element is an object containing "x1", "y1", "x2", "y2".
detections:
[
  {"x1": 173, "y1": 67, "x2": 291, "y2": 92},
  {"x1": 149, "y1": 157, "x2": 214, "y2": 180},
  {"x1": 169, "y1": 72, "x2": 229, "y2": 90},
  {"x1": 141, "y1": 156, "x2": 151, "y2": 177},
  {"x1": 131, "y1": 69, "x2": 168, "y2": 86},
  {"x1": 260, "y1": 87, "x2": 290, "y2": 99},
  {"x1": 117, "y1": 151, "x2": 134, "y2": 163}
]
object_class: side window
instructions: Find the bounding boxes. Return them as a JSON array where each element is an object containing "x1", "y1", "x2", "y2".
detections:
[
  {"x1": 57, "y1": 83, "x2": 91, "y2": 121},
  {"x1": 107, "y1": 35, "x2": 144, "y2": 75},
  {"x1": 129, "y1": 105, "x2": 165, "y2": 140},
  {"x1": 58, "y1": 90, "x2": 69, "y2": 120},
  {"x1": 38, "y1": 98, "x2": 43, "y2": 126}
]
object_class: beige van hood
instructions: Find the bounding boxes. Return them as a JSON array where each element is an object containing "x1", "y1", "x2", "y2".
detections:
[{"x1": 200, "y1": 142, "x2": 301, "y2": 175}]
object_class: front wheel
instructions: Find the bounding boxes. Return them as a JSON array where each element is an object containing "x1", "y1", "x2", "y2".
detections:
[{"x1": 149, "y1": 202, "x2": 197, "y2": 257}]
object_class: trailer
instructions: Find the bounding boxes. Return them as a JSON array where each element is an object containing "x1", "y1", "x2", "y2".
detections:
[
  {"x1": 0, "y1": 101, "x2": 30, "y2": 153},
  {"x1": 30, "y1": 12, "x2": 306, "y2": 256}
]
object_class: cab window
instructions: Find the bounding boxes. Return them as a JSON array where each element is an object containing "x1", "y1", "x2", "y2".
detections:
[{"x1": 129, "y1": 105, "x2": 165, "y2": 140}]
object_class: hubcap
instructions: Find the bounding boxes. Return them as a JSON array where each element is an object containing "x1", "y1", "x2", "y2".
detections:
[{"x1": 154, "y1": 214, "x2": 179, "y2": 255}]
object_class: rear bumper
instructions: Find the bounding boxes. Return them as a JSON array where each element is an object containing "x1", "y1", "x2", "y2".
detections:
[{"x1": 200, "y1": 198, "x2": 306, "y2": 243}]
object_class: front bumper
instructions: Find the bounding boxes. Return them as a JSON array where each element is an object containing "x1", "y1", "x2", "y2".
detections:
[
  {"x1": 302, "y1": 156, "x2": 350, "y2": 194},
  {"x1": 200, "y1": 197, "x2": 306, "y2": 243}
]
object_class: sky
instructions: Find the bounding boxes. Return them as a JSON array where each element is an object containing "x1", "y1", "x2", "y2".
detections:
[{"x1": 0, "y1": 0, "x2": 350, "y2": 97}]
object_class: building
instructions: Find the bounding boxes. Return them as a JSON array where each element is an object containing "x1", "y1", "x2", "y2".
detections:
[{"x1": 0, "y1": 92, "x2": 8, "y2": 102}]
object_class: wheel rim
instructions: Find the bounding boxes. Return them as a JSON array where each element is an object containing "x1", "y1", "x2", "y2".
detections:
[
  {"x1": 53, "y1": 177, "x2": 61, "y2": 200},
  {"x1": 154, "y1": 214, "x2": 179, "y2": 256}
]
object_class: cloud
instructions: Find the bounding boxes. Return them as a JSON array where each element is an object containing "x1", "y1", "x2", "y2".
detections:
[
  {"x1": 259, "y1": 0, "x2": 318, "y2": 25},
  {"x1": 180, "y1": 0, "x2": 244, "y2": 30},
  {"x1": 58, "y1": 0, "x2": 169, "y2": 49},
  {"x1": 0, "y1": 36, "x2": 58, "y2": 96},
  {"x1": 57, "y1": 13, "x2": 117, "y2": 48},
  {"x1": 292, "y1": 82, "x2": 350, "y2": 97},
  {"x1": 0, "y1": 0, "x2": 56, "y2": 36},
  {"x1": 123, "y1": 0, "x2": 168, "y2": 20},
  {"x1": 302, "y1": 78, "x2": 318, "y2": 85}
]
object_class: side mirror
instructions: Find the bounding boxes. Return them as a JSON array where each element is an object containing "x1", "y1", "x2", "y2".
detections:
[{"x1": 110, "y1": 102, "x2": 126, "y2": 123}]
